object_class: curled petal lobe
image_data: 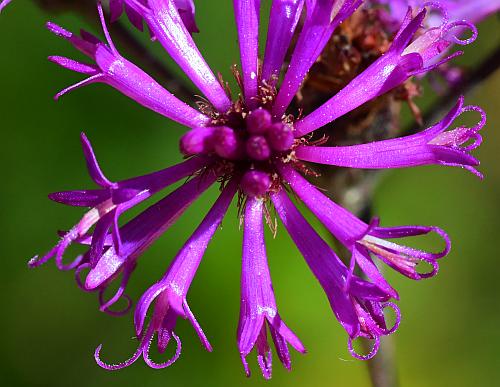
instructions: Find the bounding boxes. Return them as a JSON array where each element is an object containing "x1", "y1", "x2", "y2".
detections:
[
  {"x1": 296, "y1": 97, "x2": 486, "y2": 177},
  {"x1": 85, "y1": 172, "x2": 217, "y2": 290},
  {"x1": 134, "y1": 179, "x2": 237, "y2": 336},
  {"x1": 294, "y1": 8, "x2": 426, "y2": 135},
  {"x1": 379, "y1": 0, "x2": 500, "y2": 26},
  {"x1": 97, "y1": 181, "x2": 236, "y2": 370},
  {"x1": 279, "y1": 164, "x2": 451, "y2": 283},
  {"x1": 294, "y1": 7, "x2": 476, "y2": 136},
  {"x1": 32, "y1": 132, "x2": 209, "y2": 280},
  {"x1": 97, "y1": 261, "x2": 135, "y2": 316},
  {"x1": 360, "y1": 222, "x2": 451, "y2": 280}
]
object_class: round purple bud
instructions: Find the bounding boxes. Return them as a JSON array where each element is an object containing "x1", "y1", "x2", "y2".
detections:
[
  {"x1": 246, "y1": 135, "x2": 271, "y2": 161},
  {"x1": 241, "y1": 170, "x2": 271, "y2": 197},
  {"x1": 213, "y1": 126, "x2": 244, "y2": 160},
  {"x1": 180, "y1": 127, "x2": 215, "y2": 156},
  {"x1": 267, "y1": 123, "x2": 294, "y2": 151},
  {"x1": 246, "y1": 109, "x2": 272, "y2": 135}
]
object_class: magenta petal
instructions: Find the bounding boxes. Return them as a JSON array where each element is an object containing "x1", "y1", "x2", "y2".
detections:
[
  {"x1": 175, "y1": 0, "x2": 199, "y2": 33},
  {"x1": 233, "y1": 0, "x2": 261, "y2": 107},
  {"x1": 109, "y1": 0, "x2": 124, "y2": 22},
  {"x1": 48, "y1": 56, "x2": 98, "y2": 75},
  {"x1": 125, "y1": 2, "x2": 145, "y2": 31},
  {"x1": 92, "y1": 44, "x2": 209, "y2": 127},
  {"x1": 89, "y1": 211, "x2": 115, "y2": 266},
  {"x1": 49, "y1": 18, "x2": 208, "y2": 128},
  {"x1": 262, "y1": 0, "x2": 304, "y2": 82},
  {"x1": 134, "y1": 0, "x2": 231, "y2": 112},
  {"x1": 48, "y1": 189, "x2": 110, "y2": 207}
]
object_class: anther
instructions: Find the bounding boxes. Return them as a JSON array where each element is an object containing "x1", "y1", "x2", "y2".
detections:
[
  {"x1": 213, "y1": 126, "x2": 244, "y2": 160},
  {"x1": 267, "y1": 123, "x2": 294, "y2": 151},
  {"x1": 241, "y1": 170, "x2": 271, "y2": 197},
  {"x1": 180, "y1": 127, "x2": 215, "y2": 156},
  {"x1": 246, "y1": 108, "x2": 272, "y2": 135},
  {"x1": 246, "y1": 135, "x2": 271, "y2": 161}
]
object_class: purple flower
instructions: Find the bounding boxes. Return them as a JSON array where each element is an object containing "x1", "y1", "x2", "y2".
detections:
[{"x1": 35, "y1": 0, "x2": 486, "y2": 377}]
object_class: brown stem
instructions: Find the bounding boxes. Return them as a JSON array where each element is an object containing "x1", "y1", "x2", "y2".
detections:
[{"x1": 364, "y1": 336, "x2": 399, "y2": 387}]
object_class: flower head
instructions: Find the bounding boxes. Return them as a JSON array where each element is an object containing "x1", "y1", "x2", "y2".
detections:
[{"x1": 32, "y1": 0, "x2": 487, "y2": 377}]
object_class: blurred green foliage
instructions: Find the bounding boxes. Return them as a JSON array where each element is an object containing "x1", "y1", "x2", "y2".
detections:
[{"x1": 0, "y1": 2, "x2": 499, "y2": 387}]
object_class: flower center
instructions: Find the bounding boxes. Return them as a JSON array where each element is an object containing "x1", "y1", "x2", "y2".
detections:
[{"x1": 179, "y1": 108, "x2": 296, "y2": 197}]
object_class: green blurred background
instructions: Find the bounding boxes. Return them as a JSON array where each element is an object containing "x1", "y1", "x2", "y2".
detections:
[{"x1": 1, "y1": 2, "x2": 499, "y2": 386}]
